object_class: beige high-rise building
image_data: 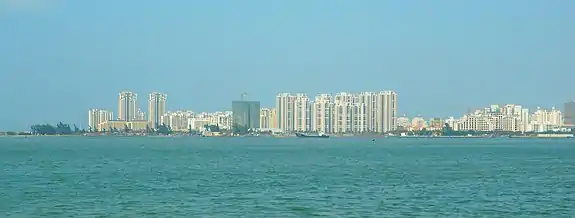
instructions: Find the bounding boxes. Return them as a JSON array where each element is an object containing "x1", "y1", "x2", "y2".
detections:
[
  {"x1": 148, "y1": 92, "x2": 167, "y2": 128},
  {"x1": 269, "y1": 108, "x2": 277, "y2": 129},
  {"x1": 260, "y1": 108, "x2": 278, "y2": 129},
  {"x1": 293, "y1": 93, "x2": 311, "y2": 132},
  {"x1": 375, "y1": 91, "x2": 398, "y2": 133},
  {"x1": 500, "y1": 104, "x2": 530, "y2": 132},
  {"x1": 311, "y1": 94, "x2": 332, "y2": 133},
  {"x1": 260, "y1": 108, "x2": 271, "y2": 129},
  {"x1": 88, "y1": 109, "x2": 113, "y2": 131},
  {"x1": 276, "y1": 93, "x2": 295, "y2": 132},
  {"x1": 118, "y1": 91, "x2": 138, "y2": 121}
]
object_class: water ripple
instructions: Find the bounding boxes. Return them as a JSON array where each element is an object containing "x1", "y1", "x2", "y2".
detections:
[{"x1": 0, "y1": 137, "x2": 574, "y2": 217}]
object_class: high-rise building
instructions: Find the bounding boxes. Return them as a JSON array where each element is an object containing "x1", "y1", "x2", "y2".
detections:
[
  {"x1": 88, "y1": 109, "x2": 113, "y2": 131},
  {"x1": 375, "y1": 91, "x2": 398, "y2": 133},
  {"x1": 331, "y1": 102, "x2": 350, "y2": 133},
  {"x1": 350, "y1": 103, "x2": 367, "y2": 133},
  {"x1": 277, "y1": 90, "x2": 397, "y2": 133},
  {"x1": 311, "y1": 94, "x2": 332, "y2": 133},
  {"x1": 232, "y1": 101, "x2": 261, "y2": 133},
  {"x1": 331, "y1": 92, "x2": 366, "y2": 133},
  {"x1": 293, "y1": 93, "x2": 311, "y2": 132},
  {"x1": 148, "y1": 92, "x2": 167, "y2": 128},
  {"x1": 276, "y1": 93, "x2": 295, "y2": 132},
  {"x1": 269, "y1": 108, "x2": 278, "y2": 129},
  {"x1": 118, "y1": 91, "x2": 137, "y2": 121},
  {"x1": 565, "y1": 101, "x2": 575, "y2": 127},
  {"x1": 531, "y1": 107, "x2": 563, "y2": 132},
  {"x1": 260, "y1": 108, "x2": 277, "y2": 129},
  {"x1": 357, "y1": 92, "x2": 377, "y2": 132}
]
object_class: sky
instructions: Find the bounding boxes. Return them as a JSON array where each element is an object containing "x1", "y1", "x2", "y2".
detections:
[{"x1": 0, "y1": 0, "x2": 574, "y2": 130}]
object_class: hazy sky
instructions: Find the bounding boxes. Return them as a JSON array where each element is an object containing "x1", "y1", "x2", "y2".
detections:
[{"x1": 1, "y1": 0, "x2": 574, "y2": 130}]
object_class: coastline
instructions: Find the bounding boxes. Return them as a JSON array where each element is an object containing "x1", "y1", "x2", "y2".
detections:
[{"x1": 2, "y1": 134, "x2": 573, "y2": 139}]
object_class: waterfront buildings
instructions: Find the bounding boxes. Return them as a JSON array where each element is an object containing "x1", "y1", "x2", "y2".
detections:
[
  {"x1": 530, "y1": 107, "x2": 563, "y2": 132},
  {"x1": 118, "y1": 91, "x2": 138, "y2": 121},
  {"x1": 375, "y1": 91, "x2": 398, "y2": 133},
  {"x1": 293, "y1": 94, "x2": 311, "y2": 132},
  {"x1": 232, "y1": 101, "x2": 260, "y2": 133},
  {"x1": 159, "y1": 110, "x2": 232, "y2": 131},
  {"x1": 88, "y1": 109, "x2": 113, "y2": 131},
  {"x1": 444, "y1": 104, "x2": 564, "y2": 133},
  {"x1": 396, "y1": 115, "x2": 410, "y2": 130},
  {"x1": 98, "y1": 120, "x2": 150, "y2": 131},
  {"x1": 276, "y1": 93, "x2": 295, "y2": 132},
  {"x1": 148, "y1": 92, "x2": 167, "y2": 128},
  {"x1": 276, "y1": 91, "x2": 398, "y2": 133},
  {"x1": 259, "y1": 108, "x2": 278, "y2": 130},
  {"x1": 311, "y1": 94, "x2": 332, "y2": 133},
  {"x1": 87, "y1": 90, "x2": 572, "y2": 134}
]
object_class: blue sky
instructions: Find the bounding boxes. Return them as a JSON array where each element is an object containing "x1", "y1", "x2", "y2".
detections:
[{"x1": 0, "y1": 0, "x2": 574, "y2": 130}]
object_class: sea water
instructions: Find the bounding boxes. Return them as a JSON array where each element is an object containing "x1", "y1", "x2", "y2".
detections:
[{"x1": 0, "y1": 137, "x2": 574, "y2": 217}]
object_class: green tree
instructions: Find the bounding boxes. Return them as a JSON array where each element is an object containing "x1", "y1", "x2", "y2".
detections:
[{"x1": 157, "y1": 123, "x2": 172, "y2": 135}]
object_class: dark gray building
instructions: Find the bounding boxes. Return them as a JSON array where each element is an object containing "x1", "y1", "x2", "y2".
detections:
[
  {"x1": 564, "y1": 101, "x2": 575, "y2": 127},
  {"x1": 232, "y1": 101, "x2": 260, "y2": 133}
]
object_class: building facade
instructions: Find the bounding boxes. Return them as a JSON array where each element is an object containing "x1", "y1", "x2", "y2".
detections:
[
  {"x1": 276, "y1": 93, "x2": 295, "y2": 132},
  {"x1": 375, "y1": 91, "x2": 398, "y2": 133},
  {"x1": 311, "y1": 94, "x2": 332, "y2": 133},
  {"x1": 118, "y1": 91, "x2": 138, "y2": 121},
  {"x1": 148, "y1": 92, "x2": 167, "y2": 128},
  {"x1": 232, "y1": 101, "x2": 261, "y2": 133},
  {"x1": 293, "y1": 93, "x2": 311, "y2": 132},
  {"x1": 260, "y1": 108, "x2": 278, "y2": 129},
  {"x1": 88, "y1": 109, "x2": 113, "y2": 131}
]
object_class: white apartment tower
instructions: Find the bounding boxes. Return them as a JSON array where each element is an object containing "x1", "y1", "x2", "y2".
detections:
[
  {"x1": 118, "y1": 91, "x2": 138, "y2": 121},
  {"x1": 148, "y1": 92, "x2": 167, "y2": 128},
  {"x1": 331, "y1": 102, "x2": 350, "y2": 133},
  {"x1": 375, "y1": 91, "x2": 398, "y2": 133},
  {"x1": 88, "y1": 109, "x2": 113, "y2": 131},
  {"x1": 331, "y1": 93, "x2": 366, "y2": 133},
  {"x1": 311, "y1": 94, "x2": 333, "y2": 133},
  {"x1": 351, "y1": 103, "x2": 367, "y2": 133},
  {"x1": 500, "y1": 104, "x2": 530, "y2": 132},
  {"x1": 357, "y1": 92, "x2": 378, "y2": 132},
  {"x1": 276, "y1": 93, "x2": 295, "y2": 132},
  {"x1": 293, "y1": 93, "x2": 311, "y2": 132}
]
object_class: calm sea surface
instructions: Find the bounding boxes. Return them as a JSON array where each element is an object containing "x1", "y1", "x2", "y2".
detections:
[{"x1": 0, "y1": 137, "x2": 574, "y2": 217}]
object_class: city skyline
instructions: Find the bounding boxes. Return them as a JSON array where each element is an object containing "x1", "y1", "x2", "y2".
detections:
[{"x1": 83, "y1": 90, "x2": 573, "y2": 135}]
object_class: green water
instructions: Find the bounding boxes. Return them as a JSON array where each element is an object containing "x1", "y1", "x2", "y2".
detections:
[{"x1": 1, "y1": 137, "x2": 574, "y2": 217}]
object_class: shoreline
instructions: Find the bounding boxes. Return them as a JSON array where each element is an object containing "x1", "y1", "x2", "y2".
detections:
[{"x1": 1, "y1": 134, "x2": 573, "y2": 139}]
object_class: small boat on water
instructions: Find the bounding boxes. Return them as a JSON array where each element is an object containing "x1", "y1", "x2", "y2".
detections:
[{"x1": 295, "y1": 132, "x2": 329, "y2": 138}]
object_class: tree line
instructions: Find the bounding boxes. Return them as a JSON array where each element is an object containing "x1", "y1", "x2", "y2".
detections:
[{"x1": 30, "y1": 122, "x2": 84, "y2": 135}]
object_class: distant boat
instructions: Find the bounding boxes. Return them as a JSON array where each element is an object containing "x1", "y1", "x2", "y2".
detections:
[{"x1": 295, "y1": 132, "x2": 329, "y2": 138}]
